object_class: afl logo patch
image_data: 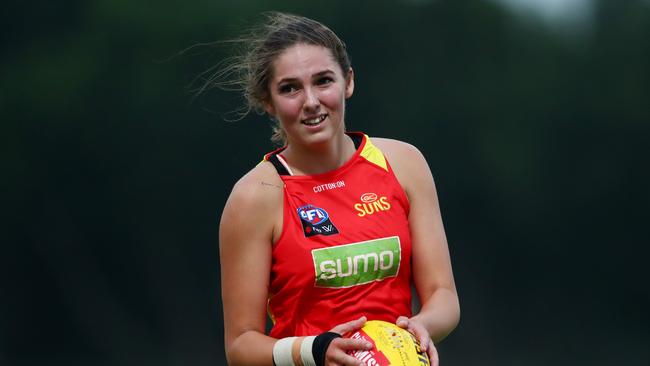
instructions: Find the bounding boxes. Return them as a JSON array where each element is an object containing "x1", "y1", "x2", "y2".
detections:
[{"x1": 297, "y1": 204, "x2": 339, "y2": 237}]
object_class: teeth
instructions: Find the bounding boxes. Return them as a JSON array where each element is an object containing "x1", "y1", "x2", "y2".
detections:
[{"x1": 303, "y1": 115, "x2": 326, "y2": 125}]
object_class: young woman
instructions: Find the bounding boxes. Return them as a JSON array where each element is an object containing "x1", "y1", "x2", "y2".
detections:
[{"x1": 218, "y1": 12, "x2": 459, "y2": 366}]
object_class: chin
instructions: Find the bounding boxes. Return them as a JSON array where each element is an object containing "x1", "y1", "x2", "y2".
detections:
[{"x1": 300, "y1": 132, "x2": 333, "y2": 147}]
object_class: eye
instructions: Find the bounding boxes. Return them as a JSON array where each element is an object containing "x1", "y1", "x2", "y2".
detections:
[
  {"x1": 316, "y1": 77, "x2": 334, "y2": 86},
  {"x1": 278, "y1": 83, "x2": 298, "y2": 94}
]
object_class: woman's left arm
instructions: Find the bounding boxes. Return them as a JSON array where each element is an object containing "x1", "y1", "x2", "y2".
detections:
[
  {"x1": 404, "y1": 143, "x2": 460, "y2": 341},
  {"x1": 373, "y1": 138, "x2": 460, "y2": 364}
]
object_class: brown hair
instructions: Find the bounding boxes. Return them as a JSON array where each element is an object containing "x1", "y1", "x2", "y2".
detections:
[{"x1": 197, "y1": 12, "x2": 351, "y2": 145}]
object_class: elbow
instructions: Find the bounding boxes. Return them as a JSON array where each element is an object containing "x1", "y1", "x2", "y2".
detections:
[
  {"x1": 224, "y1": 329, "x2": 269, "y2": 366},
  {"x1": 447, "y1": 290, "x2": 461, "y2": 333},
  {"x1": 224, "y1": 336, "x2": 244, "y2": 366},
  {"x1": 225, "y1": 347, "x2": 247, "y2": 366},
  {"x1": 449, "y1": 307, "x2": 460, "y2": 333},
  {"x1": 224, "y1": 343, "x2": 236, "y2": 366},
  {"x1": 451, "y1": 296, "x2": 461, "y2": 332}
]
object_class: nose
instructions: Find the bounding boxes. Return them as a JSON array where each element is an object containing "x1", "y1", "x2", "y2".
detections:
[{"x1": 303, "y1": 87, "x2": 320, "y2": 112}]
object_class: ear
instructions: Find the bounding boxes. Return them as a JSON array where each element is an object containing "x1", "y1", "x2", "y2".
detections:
[
  {"x1": 263, "y1": 99, "x2": 276, "y2": 117},
  {"x1": 344, "y1": 67, "x2": 355, "y2": 99}
]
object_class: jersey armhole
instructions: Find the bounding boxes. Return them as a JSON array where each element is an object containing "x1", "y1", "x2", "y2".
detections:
[
  {"x1": 271, "y1": 183, "x2": 290, "y2": 249},
  {"x1": 384, "y1": 158, "x2": 411, "y2": 216}
]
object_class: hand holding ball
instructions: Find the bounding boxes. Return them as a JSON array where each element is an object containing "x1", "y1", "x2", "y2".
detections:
[{"x1": 346, "y1": 320, "x2": 430, "y2": 366}]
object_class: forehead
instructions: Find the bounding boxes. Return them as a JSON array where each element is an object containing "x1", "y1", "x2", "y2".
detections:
[{"x1": 270, "y1": 43, "x2": 341, "y2": 82}]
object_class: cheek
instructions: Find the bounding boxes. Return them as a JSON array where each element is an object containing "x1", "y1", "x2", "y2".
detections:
[
  {"x1": 320, "y1": 88, "x2": 346, "y2": 107},
  {"x1": 272, "y1": 97, "x2": 297, "y2": 112},
  {"x1": 274, "y1": 99, "x2": 302, "y2": 119}
]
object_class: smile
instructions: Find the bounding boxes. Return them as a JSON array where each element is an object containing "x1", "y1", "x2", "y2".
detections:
[{"x1": 302, "y1": 114, "x2": 328, "y2": 126}]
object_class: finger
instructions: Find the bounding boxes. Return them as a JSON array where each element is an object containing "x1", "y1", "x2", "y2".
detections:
[
  {"x1": 396, "y1": 316, "x2": 419, "y2": 340},
  {"x1": 330, "y1": 316, "x2": 367, "y2": 334},
  {"x1": 396, "y1": 315, "x2": 409, "y2": 328},
  {"x1": 428, "y1": 341, "x2": 439, "y2": 366},
  {"x1": 344, "y1": 355, "x2": 364, "y2": 366},
  {"x1": 330, "y1": 337, "x2": 373, "y2": 352},
  {"x1": 328, "y1": 350, "x2": 364, "y2": 366},
  {"x1": 415, "y1": 327, "x2": 429, "y2": 352},
  {"x1": 405, "y1": 323, "x2": 428, "y2": 352},
  {"x1": 396, "y1": 318, "x2": 427, "y2": 351},
  {"x1": 325, "y1": 338, "x2": 373, "y2": 366},
  {"x1": 419, "y1": 332, "x2": 429, "y2": 352}
]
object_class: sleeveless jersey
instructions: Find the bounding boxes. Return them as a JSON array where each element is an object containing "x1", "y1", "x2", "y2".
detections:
[{"x1": 263, "y1": 132, "x2": 412, "y2": 338}]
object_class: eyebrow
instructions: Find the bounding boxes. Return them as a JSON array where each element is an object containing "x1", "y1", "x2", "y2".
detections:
[{"x1": 276, "y1": 69, "x2": 336, "y2": 84}]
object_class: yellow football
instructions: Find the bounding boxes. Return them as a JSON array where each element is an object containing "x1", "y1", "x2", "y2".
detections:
[{"x1": 346, "y1": 320, "x2": 430, "y2": 366}]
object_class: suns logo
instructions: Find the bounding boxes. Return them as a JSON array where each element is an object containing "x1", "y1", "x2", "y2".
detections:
[{"x1": 354, "y1": 192, "x2": 391, "y2": 217}]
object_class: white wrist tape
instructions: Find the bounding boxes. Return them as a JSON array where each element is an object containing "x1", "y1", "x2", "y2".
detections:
[
  {"x1": 300, "y1": 336, "x2": 317, "y2": 366},
  {"x1": 273, "y1": 337, "x2": 297, "y2": 366}
]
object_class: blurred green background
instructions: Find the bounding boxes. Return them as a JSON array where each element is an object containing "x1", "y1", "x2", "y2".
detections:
[{"x1": 2, "y1": 0, "x2": 649, "y2": 365}]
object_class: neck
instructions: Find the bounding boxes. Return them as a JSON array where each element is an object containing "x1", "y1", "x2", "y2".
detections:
[{"x1": 282, "y1": 133, "x2": 356, "y2": 176}]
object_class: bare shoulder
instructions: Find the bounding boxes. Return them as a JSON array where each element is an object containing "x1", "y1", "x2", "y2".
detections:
[
  {"x1": 231, "y1": 161, "x2": 284, "y2": 199},
  {"x1": 369, "y1": 137, "x2": 433, "y2": 197},
  {"x1": 370, "y1": 137, "x2": 429, "y2": 172},
  {"x1": 222, "y1": 161, "x2": 283, "y2": 231}
]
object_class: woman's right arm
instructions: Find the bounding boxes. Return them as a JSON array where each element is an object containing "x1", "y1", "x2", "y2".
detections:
[
  {"x1": 220, "y1": 165, "x2": 373, "y2": 366},
  {"x1": 219, "y1": 167, "x2": 281, "y2": 366}
]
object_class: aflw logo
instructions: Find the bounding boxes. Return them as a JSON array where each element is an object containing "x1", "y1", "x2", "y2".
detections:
[
  {"x1": 354, "y1": 192, "x2": 391, "y2": 217},
  {"x1": 297, "y1": 204, "x2": 339, "y2": 237},
  {"x1": 311, "y1": 236, "x2": 401, "y2": 288},
  {"x1": 299, "y1": 206, "x2": 327, "y2": 223}
]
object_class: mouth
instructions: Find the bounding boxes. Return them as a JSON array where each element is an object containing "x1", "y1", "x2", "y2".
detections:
[{"x1": 301, "y1": 114, "x2": 328, "y2": 126}]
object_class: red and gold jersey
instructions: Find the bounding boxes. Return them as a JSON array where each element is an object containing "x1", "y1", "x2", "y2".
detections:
[{"x1": 263, "y1": 132, "x2": 412, "y2": 338}]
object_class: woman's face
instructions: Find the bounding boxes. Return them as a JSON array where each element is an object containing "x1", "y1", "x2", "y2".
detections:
[{"x1": 264, "y1": 43, "x2": 354, "y2": 148}]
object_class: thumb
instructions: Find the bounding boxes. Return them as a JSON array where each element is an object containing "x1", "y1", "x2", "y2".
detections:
[
  {"x1": 330, "y1": 316, "x2": 367, "y2": 334},
  {"x1": 396, "y1": 316, "x2": 409, "y2": 328}
]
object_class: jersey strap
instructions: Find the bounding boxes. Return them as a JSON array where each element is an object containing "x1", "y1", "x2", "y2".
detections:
[
  {"x1": 263, "y1": 132, "x2": 364, "y2": 176},
  {"x1": 359, "y1": 136, "x2": 388, "y2": 172},
  {"x1": 266, "y1": 153, "x2": 292, "y2": 176}
]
